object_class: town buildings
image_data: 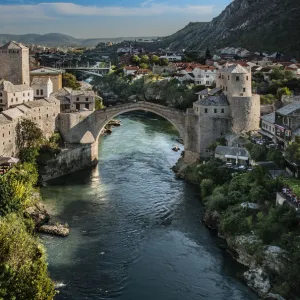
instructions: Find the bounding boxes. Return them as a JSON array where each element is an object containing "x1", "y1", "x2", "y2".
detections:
[
  {"x1": 0, "y1": 97, "x2": 60, "y2": 157},
  {"x1": 260, "y1": 99, "x2": 300, "y2": 148},
  {"x1": 0, "y1": 79, "x2": 34, "y2": 112},
  {"x1": 0, "y1": 41, "x2": 30, "y2": 86}
]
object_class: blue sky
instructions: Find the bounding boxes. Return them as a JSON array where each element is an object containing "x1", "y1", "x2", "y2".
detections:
[{"x1": 0, "y1": 0, "x2": 232, "y2": 38}]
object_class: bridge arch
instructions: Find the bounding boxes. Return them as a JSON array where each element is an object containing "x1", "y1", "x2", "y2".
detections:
[{"x1": 95, "y1": 103, "x2": 186, "y2": 143}]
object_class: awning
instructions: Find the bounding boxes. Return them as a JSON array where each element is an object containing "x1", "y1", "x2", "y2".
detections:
[{"x1": 225, "y1": 155, "x2": 249, "y2": 161}]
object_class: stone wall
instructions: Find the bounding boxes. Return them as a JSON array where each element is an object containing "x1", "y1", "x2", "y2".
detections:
[{"x1": 39, "y1": 143, "x2": 98, "y2": 182}]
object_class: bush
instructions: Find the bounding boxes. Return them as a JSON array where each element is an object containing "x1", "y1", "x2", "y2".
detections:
[
  {"x1": 0, "y1": 214, "x2": 56, "y2": 300},
  {"x1": 200, "y1": 179, "x2": 214, "y2": 198}
]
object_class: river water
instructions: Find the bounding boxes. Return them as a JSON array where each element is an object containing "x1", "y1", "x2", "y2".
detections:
[{"x1": 41, "y1": 113, "x2": 258, "y2": 300}]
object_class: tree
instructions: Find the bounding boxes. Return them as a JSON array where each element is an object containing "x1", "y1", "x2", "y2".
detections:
[
  {"x1": 131, "y1": 54, "x2": 140, "y2": 66},
  {"x1": 285, "y1": 141, "x2": 300, "y2": 165},
  {"x1": 277, "y1": 86, "x2": 292, "y2": 100},
  {"x1": 0, "y1": 214, "x2": 56, "y2": 300},
  {"x1": 205, "y1": 48, "x2": 212, "y2": 59},
  {"x1": 141, "y1": 55, "x2": 149, "y2": 64},
  {"x1": 16, "y1": 119, "x2": 43, "y2": 153},
  {"x1": 200, "y1": 179, "x2": 214, "y2": 198},
  {"x1": 62, "y1": 72, "x2": 80, "y2": 90},
  {"x1": 151, "y1": 55, "x2": 160, "y2": 65},
  {"x1": 139, "y1": 63, "x2": 148, "y2": 69},
  {"x1": 160, "y1": 58, "x2": 169, "y2": 66}
]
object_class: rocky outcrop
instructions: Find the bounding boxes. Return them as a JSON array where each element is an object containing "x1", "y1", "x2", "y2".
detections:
[
  {"x1": 26, "y1": 202, "x2": 70, "y2": 237},
  {"x1": 39, "y1": 223, "x2": 70, "y2": 237},
  {"x1": 24, "y1": 203, "x2": 50, "y2": 227},
  {"x1": 163, "y1": 0, "x2": 300, "y2": 53},
  {"x1": 202, "y1": 210, "x2": 220, "y2": 230},
  {"x1": 244, "y1": 267, "x2": 271, "y2": 297}
]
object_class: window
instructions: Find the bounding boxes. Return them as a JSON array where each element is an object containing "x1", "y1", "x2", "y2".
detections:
[
  {"x1": 226, "y1": 87, "x2": 228, "y2": 91},
  {"x1": 23, "y1": 93, "x2": 25, "y2": 97},
  {"x1": 214, "y1": 108, "x2": 217, "y2": 113},
  {"x1": 206, "y1": 81, "x2": 209, "y2": 85},
  {"x1": 0, "y1": 92, "x2": 2, "y2": 97},
  {"x1": 236, "y1": 76, "x2": 240, "y2": 81},
  {"x1": 16, "y1": 97, "x2": 18, "y2": 102},
  {"x1": 205, "y1": 108, "x2": 208, "y2": 113},
  {"x1": 76, "y1": 97, "x2": 79, "y2": 101},
  {"x1": 243, "y1": 88, "x2": 246, "y2": 92},
  {"x1": 76, "y1": 104, "x2": 80, "y2": 110},
  {"x1": 85, "y1": 103, "x2": 89, "y2": 109},
  {"x1": 86, "y1": 98, "x2": 88, "y2": 101},
  {"x1": 36, "y1": 90, "x2": 39, "y2": 95},
  {"x1": 13, "y1": 93, "x2": 15, "y2": 96},
  {"x1": 246, "y1": 76, "x2": 249, "y2": 80},
  {"x1": 28, "y1": 93, "x2": 29, "y2": 96},
  {"x1": 228, "y1": 75, "x2": 230, "y2": 80},
  {"x1": 221, "y1": 108, "x2": 224, "y2": 113},
  {"x1": 40, "y1": 89, "x2": 43, "y2": 95}
]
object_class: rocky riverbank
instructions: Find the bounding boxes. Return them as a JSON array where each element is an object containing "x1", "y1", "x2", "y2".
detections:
[
  {"x1": 172, "y1": 158, "x2": 286, "y2": 299},
  {"x1": 25, "y1": 202, "x2": 69, "y2": 237},
  {"x1": 100, "y1": 119, "x2": 121, "y2": 135}
]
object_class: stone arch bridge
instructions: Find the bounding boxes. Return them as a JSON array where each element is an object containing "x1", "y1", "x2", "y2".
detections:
[{"x1": 59, "y1": 102, "x2": 199, "y2": 163}]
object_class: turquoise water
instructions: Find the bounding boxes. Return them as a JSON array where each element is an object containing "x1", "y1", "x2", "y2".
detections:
[{"x1": 41, "y1": 113, "x2": 257, "y2": 300}]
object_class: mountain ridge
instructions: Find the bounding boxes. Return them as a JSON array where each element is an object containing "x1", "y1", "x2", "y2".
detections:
[
  {"x1": 0, "y1": 33, "x2": 159, "y2": 47},
  {"x1": 163, "y1": 0, "x2": 300, "y2": 55}
]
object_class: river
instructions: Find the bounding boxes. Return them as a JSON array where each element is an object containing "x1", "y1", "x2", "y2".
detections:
[{"x1": 41, "y1": 113, "x2": 258, "y2": 300}]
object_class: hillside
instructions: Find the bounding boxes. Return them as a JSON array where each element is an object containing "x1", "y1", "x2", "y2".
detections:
[
  {"x1": 0, "y1": 33, "x2": 159, "y2": 47},
  {"x1": 163, "y1": 0, "x2": 300, "y2": 54}
]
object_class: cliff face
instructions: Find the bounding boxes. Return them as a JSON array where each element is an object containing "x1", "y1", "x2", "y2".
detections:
[{"x1": 164, "y1": 0, "x2": 300, "y2": 54}]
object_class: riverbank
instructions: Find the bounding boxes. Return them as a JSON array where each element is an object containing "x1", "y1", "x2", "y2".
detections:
[{"x1": 172, "y1": 157, "x2": 298, "y2": 299}]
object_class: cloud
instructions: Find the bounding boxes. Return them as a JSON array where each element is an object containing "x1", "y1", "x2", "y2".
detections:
[{"x1": 0, "y1": 2, "x2": 215, "y2": 20}]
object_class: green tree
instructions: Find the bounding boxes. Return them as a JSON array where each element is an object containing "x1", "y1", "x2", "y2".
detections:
[
  {"x1": 0, "y1": 214, "x2": 56, "y2": 300},
  {"x1": 160, "y1": 58, "x2": 169, "y2": 66},
  {"x1": 62, "y1": 72, "x2": 80, "y2": 89},
  {"x1": 260, "y1": 94, "x2": 276, "y2": 104},
  {"x1": 139, "y1": 63, "x2": 149, "y2": 69},
  {"x1": 16, "y1": 119, "x2": 43, "y2": 153},
  {"x1": 200, "y1": 179, "x2": 214, "y2": 198},
  {"x1": 131, "y1": 54, "x2": 140, "y2": 66},
  {"x1": 277, "y1": 86, "x2": 292, "y2": 100},
  {"x1": 140, "y1": 55, "x2": 149, "y2": 64},
  {"x1": 151, "y1": 55, "x2": 160, "y2": 65},
  {"x1": 285, "y1": 141, "x2": 300, "y2": 165}
]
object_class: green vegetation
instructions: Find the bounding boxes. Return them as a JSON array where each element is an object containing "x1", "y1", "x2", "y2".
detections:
[
  {"x1": 182, "y1": 159, "x2": 300, "y2": 298},
  {"x1": 62, "y1": 72, "x2": 80, "y2": 90},
  {"x1": 92, "y1": 71, "x2": 204, "y2": 111},
  {"x1": 0, "y1": 119, "x2": 60, "y2": 299},
  {"x1": 285, "y1": 141, "x2": 300, "y2": 166}
]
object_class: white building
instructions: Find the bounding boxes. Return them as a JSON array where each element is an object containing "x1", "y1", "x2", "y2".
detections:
[
  {"x1": 160, "y1": 55, "x2": 182, "y2": 62},
  {"x1": 260, "y1": 112, "x2": 276, "y2": 140},
  {"x1": 31, "y1": 77, "x2": 53, "y2": 99},
  {"x1": 0, "y1": 79, "x2": 33, "y2": 112},
  {"x1": 123, "y1": 66, "x2": 139, "y2": 76},
  {"x1": 192, "y1": 66, "x2": 217, "y2": 86}
]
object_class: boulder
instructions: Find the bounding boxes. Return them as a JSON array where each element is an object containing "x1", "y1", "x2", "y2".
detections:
[
  {"x1": 39, "y1": 223, "x2": 70, "y2": 237},
  {"x1": 244, "y1": 267, "x2": 271, "y2": 296},
  {"x1": 263, "y1": 245, "x2": 287, "y2": 273}
]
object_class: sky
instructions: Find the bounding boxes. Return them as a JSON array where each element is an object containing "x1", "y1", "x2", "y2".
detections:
[{"x1": 0, "y1": 0, "x2": 232, "y2": 38}]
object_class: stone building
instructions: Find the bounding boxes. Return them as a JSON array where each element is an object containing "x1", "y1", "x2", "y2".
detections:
[
  {"x1": 193, "y1": 64, "x2": 260, "y2": 156},
  {"x1": 0, "y1": 97, "x2": 60, "y2": 157},
  {"x1": 0, "y1": 41, "x2": 30, "y2": 86},
  {"x1": 31, "y1": 77, "x2": 53, "y2": 99},
  {"x1": 260, "y1": 101, "x2": 300, "y2": 149},
  {"x1": 30, "y1": 67, "x2": 64, "y2": 92},
  {"x1": 52, "y1": 87, "x2": 95, "y2": 112},
  {"x1": 0, "y1": 79, "x2": 34, "y2": 112}
]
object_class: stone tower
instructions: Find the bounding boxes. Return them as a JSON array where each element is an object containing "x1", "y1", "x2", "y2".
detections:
[
  {"x1": 216, "y1": 64, "x2": 260, "y2": 133},
  {"x1": 0, "y1": 41, "x2": 30, "y2": 86}
]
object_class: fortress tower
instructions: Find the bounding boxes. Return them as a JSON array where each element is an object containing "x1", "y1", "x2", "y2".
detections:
[
  {"x1": 216, "y1": 64, "x2": 260, "y2": 133},
  {"x1": 0, "y1": 41, "x2": 30, "y2": 86}
]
